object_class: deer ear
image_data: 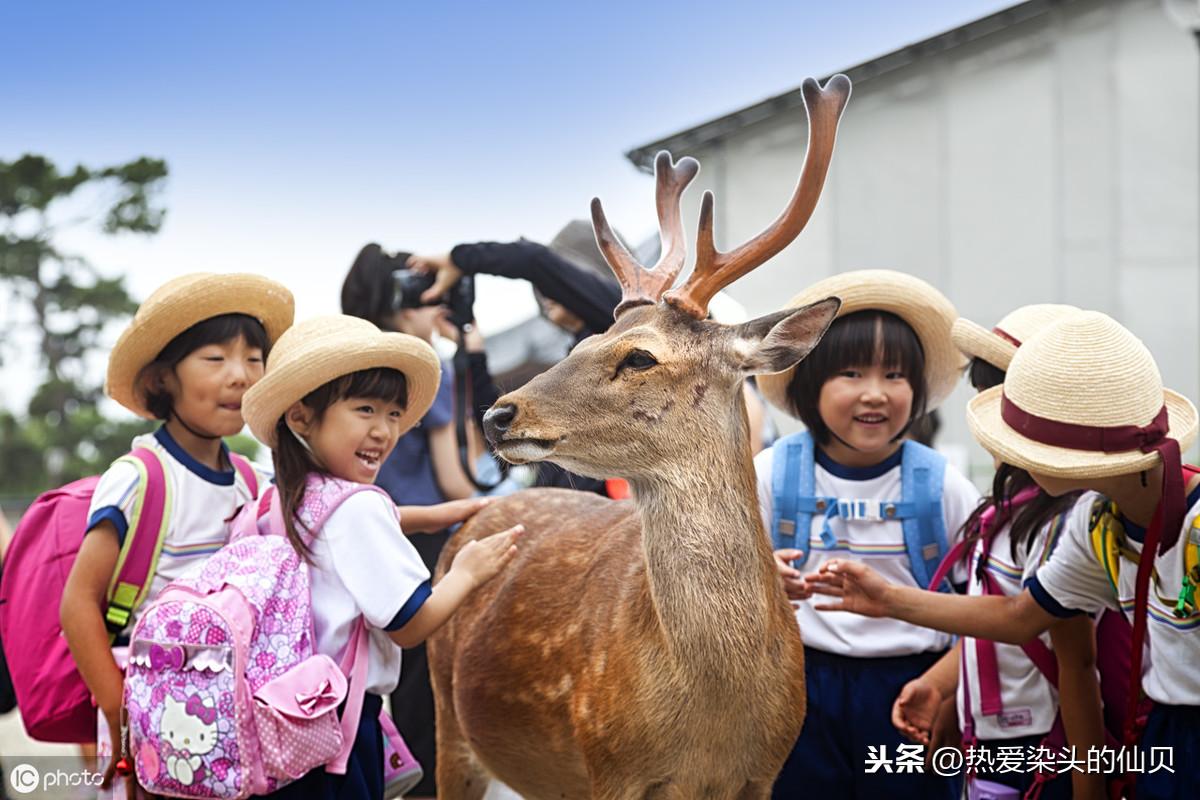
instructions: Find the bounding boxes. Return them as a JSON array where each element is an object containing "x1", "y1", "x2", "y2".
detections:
[{"x1": 735, "y1": 297, "x2": 840, "y2": 375}]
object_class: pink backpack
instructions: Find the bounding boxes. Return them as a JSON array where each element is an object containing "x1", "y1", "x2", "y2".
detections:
[
  {"x1": 124, "y1": 477, "x2": 420, "y2": 798},
  {"x1": 0, "y1": 447, "x2": 257, "y2": 743}
]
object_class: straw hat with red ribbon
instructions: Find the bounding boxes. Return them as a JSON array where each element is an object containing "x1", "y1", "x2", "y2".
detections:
[
  {"x1": 951, "y1": 303, "x2": 1080, "y2": 371},
  {"x1": 967, "y1": 311, "x2": 1197, "y2": 552}
]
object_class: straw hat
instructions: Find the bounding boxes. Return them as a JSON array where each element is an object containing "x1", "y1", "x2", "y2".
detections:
[
  {"x1": 243, "y1": 315, "x2": 441, "y2": 448},
  {"x1": 952, "y1": 304, "x2": 1080, "y2": 371},
  {"x1": 967, "y1": 311, "x2": 1198, "y2": 478},
  {"x1": 759, "y1": 269, "x2": 965, "y2": 415},
  {"x1": 106, "y1": 273, "x2": 295, "y2": 418}
]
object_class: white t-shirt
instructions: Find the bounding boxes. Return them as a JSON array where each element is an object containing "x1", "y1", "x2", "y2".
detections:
[
  {"x1": 86, "y1": 428, "x2": 266, "y2": 633},
  {"x1": 1029, "y1": 488, "x2": 1200, "y2": 707},
  {"x1": 755, "y1": 444, "x2": 980, "y2": 657},
  {"x1": 307, "y1": 489, "x2": 432, "y2": 695},
  {"x1": 957, "y1": 499, "x2": 1083, "y2": 741}
]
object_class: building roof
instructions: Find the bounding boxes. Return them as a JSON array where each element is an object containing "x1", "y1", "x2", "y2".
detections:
[{"x1": 625, "y1": 0, "x2": 1051, "y2": 172}]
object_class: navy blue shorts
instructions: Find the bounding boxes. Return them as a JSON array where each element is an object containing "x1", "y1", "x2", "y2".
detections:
[
  {"x1": 773, "y1": 646, "x2": 961, "y2": 800},
  {"x1": 1136, "y1": 703, "x2": 1199, "y2": 800},
  {"x1": 260, "y1": 693, "x2": 385, "y2": 800}
]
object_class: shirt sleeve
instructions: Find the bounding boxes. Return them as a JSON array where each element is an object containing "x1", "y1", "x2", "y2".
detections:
[
  {"x1": 86, "y1": 460, "x2": 144, "y2": 545},
  {"x1": 1027, "y1": 493, "x2": 1116, "y2": 617},
  {"x1": 753, "y1": 447, "x2": 775, "y2": 541},
  {"x1": 450, "y1": 240, "x2": 621, "y2": 335},
  {"x1": 321, "y1": 491, "x2": 433, "y2": 631}
]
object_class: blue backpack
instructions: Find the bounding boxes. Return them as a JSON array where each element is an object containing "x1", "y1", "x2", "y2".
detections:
[{"x1": 769, "y1": 431, "x2": 950, "y2": 590}]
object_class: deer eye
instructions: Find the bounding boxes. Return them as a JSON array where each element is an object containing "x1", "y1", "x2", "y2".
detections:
[{"x1": 619, "y1": 350, "x2": 658, "y2": 373}]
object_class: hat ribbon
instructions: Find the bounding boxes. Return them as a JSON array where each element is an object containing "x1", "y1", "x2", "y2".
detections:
[
  {"x1": 1000, "y1": 395, "x2": 1183, "y2": 554},
  {"x1": 991, "y1": 326, "x2": 1022, "y2": 348}
]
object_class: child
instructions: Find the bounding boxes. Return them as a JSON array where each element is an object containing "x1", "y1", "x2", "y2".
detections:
[
  {"x1": 59, "y1": 272, "x2": 295, "y2": 792},
  {"x1": 808, "y1": 311, "x2": 1200, "y2": 800},
  {"x1": 240, "y1": 315, "x2": 522, "y2": 799},
  {"x1": 754, "y1": 269, "x2": 980, "y2": 799},
  {"x1": 897, "y1": 303, "x2": 1108, "y2": 800}
]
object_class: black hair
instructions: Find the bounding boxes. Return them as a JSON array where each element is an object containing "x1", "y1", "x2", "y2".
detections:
[
  {"x1": 342, "y1": 243, "x2": 410, "y2": 330},
  {"x1": 273, "y1": 367, "x2": 408, "y2": 560},
  {"x1": 958, "y1": 356, "x2": 1080, "y2": 567},
  {"x1": 784, "y1": 310, "x2": 928, "y2": 445},
  {"x1": 140, "y1": 313, "x2": 270, "y2": 421}
]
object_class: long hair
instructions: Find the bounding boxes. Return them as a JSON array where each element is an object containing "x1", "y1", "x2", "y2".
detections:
[
  {"x1": 272, "y1": 367, "x2": 408, "y2": 560},
  {"x1": 958, "y1": 357, "x2": 1079, "y2": 573},
  {"x1": 785, "y1": 310, "x2": 928, "y2": 444}
]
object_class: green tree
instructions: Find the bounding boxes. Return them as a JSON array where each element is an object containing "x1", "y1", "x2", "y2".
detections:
[{"x1": 0, "y1": 154, "x2": 169, "y2": 499}]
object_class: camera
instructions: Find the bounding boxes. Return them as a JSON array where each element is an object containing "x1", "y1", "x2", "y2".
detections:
[{"x1": 393, "y1": 268, "x2": 476, "y2": 328}]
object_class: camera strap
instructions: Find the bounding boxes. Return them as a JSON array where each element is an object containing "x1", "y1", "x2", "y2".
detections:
[{"x1": 452, "y1": 328, "x2": 502, "y2": 493}]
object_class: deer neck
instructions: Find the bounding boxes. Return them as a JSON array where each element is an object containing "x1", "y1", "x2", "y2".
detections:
[{"x1": 629, "y1": 396, "x2": 779, "y2": 674}]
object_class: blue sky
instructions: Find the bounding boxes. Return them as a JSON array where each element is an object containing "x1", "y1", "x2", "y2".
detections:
[{"x1": 1, "y1": 0, "x2": 1015, "y2": 409}]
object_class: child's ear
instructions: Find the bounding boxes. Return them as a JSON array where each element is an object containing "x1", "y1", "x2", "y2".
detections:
[{"x1": 285, "y1": 402, "x2": 314, "y2": 436}]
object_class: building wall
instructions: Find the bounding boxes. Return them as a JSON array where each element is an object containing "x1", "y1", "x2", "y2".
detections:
[{"x1": 674, "y1": 0, "x2": 1199, "y2": 480}]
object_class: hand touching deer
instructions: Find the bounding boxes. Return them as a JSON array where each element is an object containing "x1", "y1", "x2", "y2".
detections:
[{"x1": 427, "y1": 75, "x2": 852, "y2": 800}]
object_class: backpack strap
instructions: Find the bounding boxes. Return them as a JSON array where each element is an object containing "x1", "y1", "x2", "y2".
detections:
[
  {"x1": 228, "y1": 452, "x2": 259, "y2": 500},
  {"x1": 771, "y1": 431, "x2": 837, "y2": 565},
  {"x1": 899, "y1": 440, "x2": 948, "y2": 590},
  {"x1": 103, "y1": 447, "x2": 173, "y2": 638},
  {"x1": 328, "y1": 617, "x2": 371, "y2": 775}
]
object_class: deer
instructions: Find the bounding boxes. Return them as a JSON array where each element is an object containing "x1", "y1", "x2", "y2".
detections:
[{"x1": 426, "y1": 74, "x2": 852, "y2": 800}]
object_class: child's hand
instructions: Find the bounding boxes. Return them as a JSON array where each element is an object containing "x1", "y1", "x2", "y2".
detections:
[
  {"x1": 927, "y1": 695, "x2": 961, "y2": 764},
  {"x1": 805, "y1": 559, "x2": 895, "y2": 617},
  {"x1": 892, "y1": 677, "x2": 942, "y2": 745},
  {"x1": 451, "y1": 525, "x2": 523, "y2": 588},
  {"x1": 772, "y1": 549, "x2": 812, "y2": 600}
]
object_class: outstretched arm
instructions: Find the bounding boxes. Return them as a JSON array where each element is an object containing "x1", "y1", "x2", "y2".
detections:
[{"x1": 806, "y1": 559, "x2": 1058, "y2": 644}]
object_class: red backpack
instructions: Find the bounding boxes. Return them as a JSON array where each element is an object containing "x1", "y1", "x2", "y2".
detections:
[{"x1": 0, "y1": 448, "x2": 257, "y2": 742}]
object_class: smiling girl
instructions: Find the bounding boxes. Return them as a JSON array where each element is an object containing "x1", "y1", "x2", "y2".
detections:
[
  {"x1": 240, "y1": 315, "x2": 521, "y2": 799},
  {"x1": 753, "y1": 270, "x2": 979, "y2": 799}
]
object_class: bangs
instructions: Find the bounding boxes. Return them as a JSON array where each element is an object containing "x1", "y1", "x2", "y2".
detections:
[
  {"x1": 156, "y1": 313, "x2": 270, "y2": 364},
  {"x1": 306, "y1": 367, "x2": 408, "y2": 410}
]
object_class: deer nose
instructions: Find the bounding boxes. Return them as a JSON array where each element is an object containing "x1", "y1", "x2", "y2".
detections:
[{"x1": 483, "y1": 403, "x2": 516, "y2": 445}]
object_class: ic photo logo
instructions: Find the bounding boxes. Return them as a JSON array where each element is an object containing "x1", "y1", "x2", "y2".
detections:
[{"x1": 9, "y1": 763, "x2": 39, "y2": 795}]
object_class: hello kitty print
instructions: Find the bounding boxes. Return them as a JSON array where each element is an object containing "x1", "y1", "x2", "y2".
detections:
[{"x1": 122, "y1": 485, "x2": 361, "y2": 799}]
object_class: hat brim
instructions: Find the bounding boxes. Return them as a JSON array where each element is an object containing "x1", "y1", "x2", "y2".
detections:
[
  {"x1": 951, "y1": 317, "x2": 1017, "y2": 372},
  {"x1": 107, "y1": 274, "x2": 294, "y2": 418},
  {"x1": 243, "y1": 335, "x2": 442, "y2": 449},
  {"x1": 967, "y1": 385, "x2": 1199, "y2": 479}
]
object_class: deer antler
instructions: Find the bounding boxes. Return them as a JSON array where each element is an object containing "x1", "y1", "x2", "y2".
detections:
[
  {"x1": 663, "y1": 74, "x2": 852, "y2": 319},
  {"x1": 591, "y1": 151, "x2": 699, "y2": 318}
]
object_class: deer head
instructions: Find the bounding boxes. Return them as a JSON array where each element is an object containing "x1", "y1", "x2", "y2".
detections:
[{"x1": 484, "y1": 75, "x2": 851, "y2": 482}]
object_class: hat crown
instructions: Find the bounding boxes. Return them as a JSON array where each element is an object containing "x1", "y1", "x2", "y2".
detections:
[
  {"x1": 1005, "y1": 311, "x2": 1164, "y2": 428},
  {"x1": 992, "y1": 303, "x2": 1080, "y2": 344},
  {"x1": 266, "y1": 315, "x2": 382, "y2": 373}
]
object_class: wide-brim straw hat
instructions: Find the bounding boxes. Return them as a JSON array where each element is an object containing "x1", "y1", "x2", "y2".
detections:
[
  {"x1": 759, "y1": 269, "x2": 965, "y2": 415},
  {"x1": 106, "y1": 273, "x2": 295, "y2": 418},
  {"x1": 243, "y1": 315, "x2": 441, "y2": 448},
  {"x1": 967, "y1": 311, "x2": 1198, "y2": 478},
  {"x1": 952, "y1": 303, "x2": 1080, "y2": 371}
]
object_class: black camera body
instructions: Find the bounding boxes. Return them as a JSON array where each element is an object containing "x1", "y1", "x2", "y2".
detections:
[{"x1": 393, "y1": 269, "x2": 475, "y2": 328}]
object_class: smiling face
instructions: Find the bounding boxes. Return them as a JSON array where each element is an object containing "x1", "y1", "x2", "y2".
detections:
[
  {"x1": 816, "y1": 364, "x2": 914, "y2": 466},
  {"x1": 161, "y1": 335, "x2": 265, "y2": 437},
  {"x1": 290, "y1": 394, "x2": 406, "y2": 484}
]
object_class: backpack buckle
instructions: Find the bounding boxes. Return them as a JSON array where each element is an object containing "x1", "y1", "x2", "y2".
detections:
[{"x1": 837, "y1": 499, "x2": 883, "y2": 522}]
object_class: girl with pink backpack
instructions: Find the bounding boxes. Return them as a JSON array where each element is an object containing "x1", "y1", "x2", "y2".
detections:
[
  {"x1": 235, "y1": 315, "x2": 521, "y2": 799},
  {"x1": 57, "y1": 273, "x2": 295, "y2": 794}
]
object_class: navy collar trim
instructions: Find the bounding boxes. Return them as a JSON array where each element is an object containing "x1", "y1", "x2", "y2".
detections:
[
  {"x1": 154, "y1": 426, "x2": 234, "y2": 485},
  {"x1": 815, "y1": 446, "x2": 904, "y2": 481},
  {"x1": 1119, "y1": 481, "x2": 1200, "y2": 544}
]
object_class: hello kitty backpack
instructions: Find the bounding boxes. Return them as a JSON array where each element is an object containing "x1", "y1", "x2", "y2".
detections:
[{"x1": 122, "y1": 480, "x2": 381, "y2": 798}]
